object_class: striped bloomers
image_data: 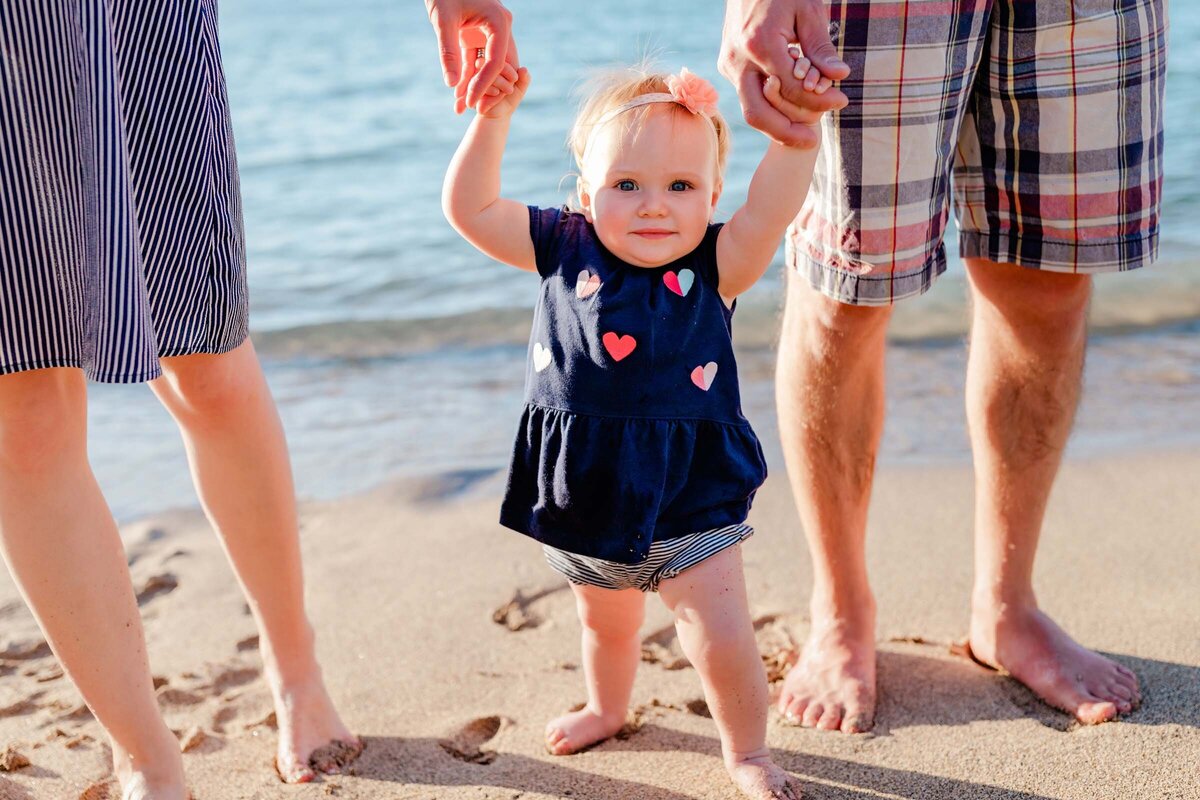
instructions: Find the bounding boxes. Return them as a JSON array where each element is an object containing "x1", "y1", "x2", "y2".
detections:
[
  {"x1": 790, "y1": 0, "x2": 1169, "y2": 305},
  {"x1": 543, "y1": 524, "x2": 754, "y2": 593},
  {"x1": 0, "y1": 1, "x2": 248, "y2": 383}
]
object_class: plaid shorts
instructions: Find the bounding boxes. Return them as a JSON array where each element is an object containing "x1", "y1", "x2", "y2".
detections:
[{"x1": 790, "y1": 0, "x2": 1170, "y2": 305}]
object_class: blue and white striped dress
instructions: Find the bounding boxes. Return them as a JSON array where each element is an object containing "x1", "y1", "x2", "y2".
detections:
[{"x1": 0, "y1": 1, "x2": 248, "y2": 383}]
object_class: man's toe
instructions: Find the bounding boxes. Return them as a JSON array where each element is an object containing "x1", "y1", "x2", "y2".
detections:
[
  {"x1": 1076, "y1": 697, "x2": 1118, "y2": 725},
  {"x1": 783, "y1": 697, "x2": 809, "y2": 725},
  {"x1": 801, "y1": 703, "x2": 824, "y2": 728},
  {"x1": 816, "y1": 705, "x2": 843, "y2": 731}
]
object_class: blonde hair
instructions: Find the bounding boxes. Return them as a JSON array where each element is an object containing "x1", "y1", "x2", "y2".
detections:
[{"x1": 566, "y1": 65, "x2": 731, "y2": 208}]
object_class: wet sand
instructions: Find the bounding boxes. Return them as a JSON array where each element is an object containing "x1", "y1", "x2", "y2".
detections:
[{"x1": 0, "y1": 451, "x2": 1197, "y2": 799}]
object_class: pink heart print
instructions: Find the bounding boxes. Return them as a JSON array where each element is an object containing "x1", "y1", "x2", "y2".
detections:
[
  {"x1": 663, "y1": 269, "x2": 694, "y2": 297},
  {"x1": 691, "y1": 361, "x2": 718, "y2": 391},
  {"x1": 602, "y1": 332, "x2": 637, "y2": 362},
  {"x1": 576, "y1": 270, "x2": 601, "y2": 299}
]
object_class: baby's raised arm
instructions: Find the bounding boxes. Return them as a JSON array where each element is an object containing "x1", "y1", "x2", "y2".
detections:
[
  {"x1": 441, "y1": 63, "x2": 536, "y2": 272},
  {"x1": 715, "y1": 75, "x2": 822, "y2": 299}
]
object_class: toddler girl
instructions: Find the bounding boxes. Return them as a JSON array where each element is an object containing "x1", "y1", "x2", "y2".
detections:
[{"x1": 443, "y1": 57, "x2": 828, "y2": 800}]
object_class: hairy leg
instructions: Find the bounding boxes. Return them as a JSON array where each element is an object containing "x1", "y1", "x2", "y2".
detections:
[
  {"x1": 0, "y1": 369, "x2": 186, "y2": 798},
  {"x1": 775, "y1": 272, "x2": 891, "y2": 733},
  {"x1": 659, "y1": 546, "x2": 801, "y2": 799},
  {"x1": 545, "y1": 582, "x2": 645, "y2": 755},
  {"x1": 965, "y1": 259, "x2": 1139, "y2": 724},
  {"x1": 150, "y1": 341, "x2": 359, "y2": 781}
]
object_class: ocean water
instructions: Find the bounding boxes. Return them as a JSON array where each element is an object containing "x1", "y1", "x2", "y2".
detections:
[{"x1": 86, "y1": 0, "x2": 1199, "y2": 520}]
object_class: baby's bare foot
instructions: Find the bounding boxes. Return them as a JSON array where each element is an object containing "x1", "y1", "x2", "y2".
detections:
[
  {"x1": 969, "y1": 601, "x2": 1141, "y2": 725},
  {"x1": 544, "y1": 707, "x2": 624, "y2": 755},
  {"x1": 727, "y1": 753, "x2": 803, "y2": 800},
  {"x1": 777, "y1": 612, "x2": 876, "y2": 733}
]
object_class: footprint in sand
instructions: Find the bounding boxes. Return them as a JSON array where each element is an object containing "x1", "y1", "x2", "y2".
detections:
[
  {"x1": 78, "y1": 779, "x2": 117, "y2": 800},
  {"x1": 156, "y1": 687, "x2": 206, "y2": 708},
  {"x1": 135, "y1": 573, "x2": 178, "y2": 606},
  {"x1": 0, "y1": 692, "x2": 41, "y2": 719},
  {"x1": 640, "y1": 624, "x2": 690, "y2": 670},
  {"x1": 641, "y1": 613, "x2": 800, "y2": 680},
  {"x1": 207, "y1": 665, "x2": 259, "y2": 695},
  {"x1": 0, "y1": 745, "x2": 31, "y2": 772},
  {"x1": 753, "y1": 614, "x2": 799, "y2": 684},
  {"x1": 491, "y1": 585, "x2": 568, "y2": 632},
  {"x1": 439, "y1": 716, "x2": 510, "y2": 765},
  {"x1": 0, "y1": 640, "x2": 51, "y2": 661},
  {"x1": 307, "y1": 739, "x2": 363, "y2": 774}
]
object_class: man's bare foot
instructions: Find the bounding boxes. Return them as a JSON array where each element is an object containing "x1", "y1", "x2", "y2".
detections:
[
  {"x1": 112, "y1": 734, "x2": 189, "y2": 800},
  {"x1": 777, "y1": 607, "x2": 876, "y2": 733},
  {"x1": 270, "y1": 671, "x2": 362, "y2": 783},
  {"x1": 544, "y1": 706, "x2": 625, "y2": 755},
  {"x1": 969, "y1": 600, "x2": 1141, "y2": 725},
  {"x1": 726, "y1": 752, "x2": 803, "y2": 800}
]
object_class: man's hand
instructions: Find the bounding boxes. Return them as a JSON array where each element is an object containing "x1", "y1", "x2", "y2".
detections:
[
  {"x1": 426, "y1": 0, "x2": 519, "y2": 113},
  {"x1": 720, "y1": 0, "x2": 850, "y2": 147}
]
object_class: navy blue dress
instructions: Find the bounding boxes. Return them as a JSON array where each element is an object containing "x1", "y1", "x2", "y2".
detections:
[{"x1": 500, "y1": 207, "x2": 768, "y2": 565}]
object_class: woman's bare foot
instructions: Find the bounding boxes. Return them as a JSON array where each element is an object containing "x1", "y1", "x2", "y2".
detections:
[
  {"x1": 269, "y1": 668, "x2": 362, "y2": 783},
  {"x1": 969, "y1": 599, "x2": 1141, "y2": 725},
  {"x1": 777, "y1": 606, "x2": 876, "y2": 733},
  {"x1": 111, "y1": 733, "x2": 189, "y2": 800},
  {"x1": 726, "y1": 752, "x2": 803, "y2": 800},
  {"x1": 544, "y1": 706, "x2": 625, "y2": 755}
]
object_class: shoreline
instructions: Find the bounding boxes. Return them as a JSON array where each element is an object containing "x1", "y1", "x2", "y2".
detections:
[{"x1": 1, "y1": 448, "x2": 1197, "y2": 799}]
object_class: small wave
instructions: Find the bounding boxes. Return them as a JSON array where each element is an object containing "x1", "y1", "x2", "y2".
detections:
[{"x1": 250, "y1": 283, "x2": 1200, "y2": 363}]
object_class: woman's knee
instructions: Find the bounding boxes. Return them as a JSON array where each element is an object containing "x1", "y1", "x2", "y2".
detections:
[
  {"x1": 0, "y1": 369, "x2": 87, "y2": 469},
  {"x1": 154, "y1": 344, "x2": 260, "y2": 420}
]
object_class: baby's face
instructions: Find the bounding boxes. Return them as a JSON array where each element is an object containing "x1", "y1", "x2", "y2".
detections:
[{"x1": 579, "y1": 106, "x2": 721, "y2": 268}]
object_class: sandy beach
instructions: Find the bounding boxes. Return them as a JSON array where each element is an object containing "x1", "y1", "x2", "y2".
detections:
[{"x1": 0, "y1": 443, "x2": 1196, "y2": 800}]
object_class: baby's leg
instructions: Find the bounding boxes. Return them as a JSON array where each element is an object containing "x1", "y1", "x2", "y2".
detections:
[
  {"x1": 546, "y1": 582, "x2": 645, "y2": 755},
  {"x1": 658, "y1": 546, "x2": 801, "y2": 800}
]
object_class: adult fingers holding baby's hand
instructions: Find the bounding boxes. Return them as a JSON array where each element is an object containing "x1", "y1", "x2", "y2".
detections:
[
  {"x1": 481, "y1": 62, "x2": 519, "y2": 96},
  {"x1": 477, "y1": 67, "x2": 530, "y2": 120},
  {"x1": 720, "y1": 0, "x2": 847, "y2": 147},
  {"x1": 763, "y1": 74, "x2": 822, "y2": 146}
]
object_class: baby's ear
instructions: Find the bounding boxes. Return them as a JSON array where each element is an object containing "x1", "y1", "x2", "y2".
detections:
[
  {"x1": 710, "y1": 180, "x2": 723, "y2": 216},
  {"x1": 578, "y1": 180, "x2": 594, "y2": 223}
]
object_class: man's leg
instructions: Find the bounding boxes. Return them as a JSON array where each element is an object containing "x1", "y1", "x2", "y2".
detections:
[
  {"x1": 775, "y1": 273, "x2": 892, "y2": 733},
  {"x1": 150, "y1": 340, "x2": 360, "y2": 782},
  {"x1": 0, "y1": 369, "x2": 186, "y2": 798},
  {"x1": 964, "y1": 259, "x2": 1140, "y2": 724}
]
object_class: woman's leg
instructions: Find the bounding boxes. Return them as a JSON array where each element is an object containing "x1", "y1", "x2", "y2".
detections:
[
  {"x1": 0, "y1": 369, "x2": 186, "y2": 799},
  {"x1": 149, "y1": 341, "x2": 358, "y2": 783},
  {"x1": 658, "y1": 546, "x2": 801, "y2": 800},
  {"x1": 545, "y1": 582, "x2": 645, "y2": 755}
]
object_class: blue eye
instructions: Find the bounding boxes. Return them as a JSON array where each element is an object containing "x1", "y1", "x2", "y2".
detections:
[
  {"x1": 615, "y1": 179, "x2": 637, "y2": 191},
  {"x1": 670, "y1": 180, "x2": 692, "y2": 191}
]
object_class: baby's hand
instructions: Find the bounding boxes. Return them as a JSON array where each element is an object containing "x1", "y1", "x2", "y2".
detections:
[
  {"x1": 788, "y1": 44, "x2": 836, "y2": 96},
  {"x1": 473, "y1": 60, "x2": 530, "y2": 120},
  {"x1": 760, "y1": 44, "x2": 839, "y2": 139}
]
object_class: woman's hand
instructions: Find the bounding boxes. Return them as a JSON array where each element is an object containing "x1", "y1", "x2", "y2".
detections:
[
  {"x1": 426, "y1": 0, "x2": 520, "y2": 114},
  {"x1": 475, "y1": 62, "x2": 531, "y2": 120}
]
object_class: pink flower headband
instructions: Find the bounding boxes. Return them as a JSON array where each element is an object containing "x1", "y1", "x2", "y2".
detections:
[{"x1": 583, "y1": 68, "x2": 720, "y2": 157}]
